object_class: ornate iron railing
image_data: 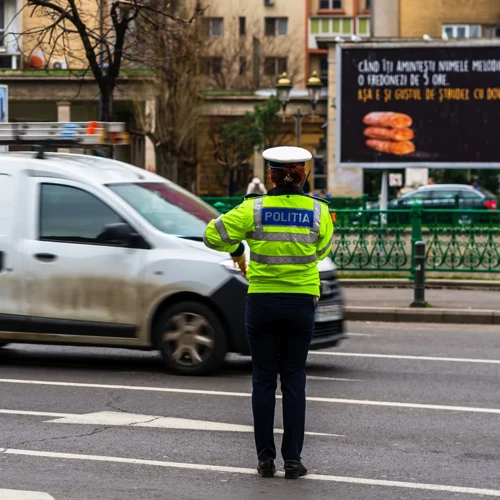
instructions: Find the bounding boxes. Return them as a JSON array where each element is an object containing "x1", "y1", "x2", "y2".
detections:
[
  {"x1": 331, "y1": 207, "x2": 500, "y2": 275},
  {"x1": 206, "y1": 198, "x2": 500, "y2": 275},
  {"x1": 202, "y1": 195, "x2": 380, "y2": 213}
]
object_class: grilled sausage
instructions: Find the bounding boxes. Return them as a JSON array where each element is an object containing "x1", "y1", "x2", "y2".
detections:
[
  {"x1": 366, "y1": 139, "x2": 415, "y2": 155},
  {"x1": 364, "y1": 127, "x2": 414, "y2": 142},
  {"x1": 363, "y1": 112, "x2": 413, "y2": 129}
]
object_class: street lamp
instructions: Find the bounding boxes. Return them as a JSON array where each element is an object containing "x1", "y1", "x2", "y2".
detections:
[
  {"x1": 275, "y1": 71, "x2": 324, "y2": 147},
  {"x1": 276, "y1": 72, "x2": 292, "y2": 112},
  {"x1": 307, "y1": 71, "x2": 323, "y2": 111}
]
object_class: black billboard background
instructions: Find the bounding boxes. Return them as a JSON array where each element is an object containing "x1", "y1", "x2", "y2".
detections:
[{"x1": 340, "y1": 45, "x2": 500, "y2": 164}]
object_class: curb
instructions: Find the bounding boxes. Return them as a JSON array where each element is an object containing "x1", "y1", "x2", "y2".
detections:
[
  {"x1": 345, "y1": 306, "x2": 500, "y2": 325},
  {"x1": 340, "y1": 279, "x2": 500, "y2": 291}
]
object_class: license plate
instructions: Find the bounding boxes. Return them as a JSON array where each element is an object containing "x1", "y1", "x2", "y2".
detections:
[{"x1": 315, "y1": 304, "x2": 343, "y2": 322}]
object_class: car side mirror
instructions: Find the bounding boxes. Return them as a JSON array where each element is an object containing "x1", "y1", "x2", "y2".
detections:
[{"x1": 98, "y1": 222, "x2": 137, "y2": 246}]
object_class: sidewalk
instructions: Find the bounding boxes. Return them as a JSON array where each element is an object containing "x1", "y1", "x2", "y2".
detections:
[
  {"x1": 343, "y1": 287, "x2": 500, "y2": 325},
  {"x1": 344, "y1": 287, "x2": 500, "y2": 310}
]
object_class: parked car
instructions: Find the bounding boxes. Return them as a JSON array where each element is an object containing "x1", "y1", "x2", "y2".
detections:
[
  {"x1": 0, "y1": 152, "x2": 345, "y2": 375},
  {"x1": 358, "y1": 184, "x2": 498, "y2": 225}
]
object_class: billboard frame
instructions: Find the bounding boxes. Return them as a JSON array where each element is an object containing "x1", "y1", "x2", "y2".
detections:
[{"x1": 335, "y1": 40, "x2": 500, "y2": 169}]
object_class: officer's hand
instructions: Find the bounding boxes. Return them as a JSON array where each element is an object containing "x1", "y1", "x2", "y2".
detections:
[{"x1": 232, "y1": 255, "x2": 247, "y2": 275}]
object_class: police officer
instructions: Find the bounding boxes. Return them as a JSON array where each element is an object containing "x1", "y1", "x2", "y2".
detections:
[{"x1": 204, "y1": 146, "x2": 334, "y2": 479}]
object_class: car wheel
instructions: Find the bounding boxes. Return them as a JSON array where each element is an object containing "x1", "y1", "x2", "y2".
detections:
[{"x1": 154, "y1": 301, "x2": 227, "y2": 375}]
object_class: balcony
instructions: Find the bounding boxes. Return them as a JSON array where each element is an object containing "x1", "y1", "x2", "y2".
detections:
[{"x1": 308, "y1": 16, "x2": 370, "y2": 49}]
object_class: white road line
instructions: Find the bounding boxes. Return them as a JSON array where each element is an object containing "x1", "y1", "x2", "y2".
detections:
[
  {"x1": 309, "y1": 351, "x2": 500, "y2": 364},
  {"x1": 44, "y1": 411, "x2": 342, "y2": 437},
  {"x1": 2, "y1": 448, "x2": 500, "y2": 497},
  {"x1": 1, "y1": 378, "x2": 500, "y2": 414},
  {"x1": 0, "y1": 409, "x2": 73, "y2": 418},
  {"x1": 307, "y1": 376, "x2": 363, "y2": 382},
  {"x1": 0, "y1": 489, "x2": 55, "y2": 500}
]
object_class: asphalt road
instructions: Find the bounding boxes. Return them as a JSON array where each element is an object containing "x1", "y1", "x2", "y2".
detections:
[{"x1": 1, "y1": 321, "x2": 500, "y2": 499}]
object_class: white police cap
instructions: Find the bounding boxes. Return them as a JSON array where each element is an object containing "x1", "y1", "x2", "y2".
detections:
[{"x1": 263, "y1": 146, "x2": 312, "y2": 168}]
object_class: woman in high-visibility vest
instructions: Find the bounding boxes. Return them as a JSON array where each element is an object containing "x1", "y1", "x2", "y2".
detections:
[{"x1": 204, "y1": 146, "x2": 334, "y2": 479}]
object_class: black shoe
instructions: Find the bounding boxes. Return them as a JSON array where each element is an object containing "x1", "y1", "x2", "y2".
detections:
[
  {"x1": 257, "y1": 459, "x2": 276, "y2": 478},
  {"x1": 284, "y1": 460, "x2": 308, "y2": 479}
]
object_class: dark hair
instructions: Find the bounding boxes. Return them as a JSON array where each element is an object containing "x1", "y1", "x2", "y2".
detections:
[{"x1": 270, "y1": 164, "x2": 306, "y2": 187}]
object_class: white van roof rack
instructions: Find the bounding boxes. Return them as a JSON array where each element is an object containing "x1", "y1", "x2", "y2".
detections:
[{"x1": 0, "y1": 122, "x2": 130, "y2": 149}]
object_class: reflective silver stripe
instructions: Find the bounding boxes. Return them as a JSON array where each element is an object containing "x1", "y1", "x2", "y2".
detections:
[
  {"x1": 214, "y1": 217, "x2": 239, "y2": 245},
  {"x1": 250, "y1": 252, "x2": 317, "y2": 265},
  {"x1": 203, "y1": 233, "x2": 220, "y2": 250},
  {"x1": 253, "y1": 197, "x2": 263, "y2": 228},
  {"x1": 312, "y1": 200, "x2": 321, "y2": 236},
  {"x1": 246, "y1": 231, "x2": 317, "y2": 243},
  {"x1": 317, "y1": 234, "x2": 334, "y2": 257}
]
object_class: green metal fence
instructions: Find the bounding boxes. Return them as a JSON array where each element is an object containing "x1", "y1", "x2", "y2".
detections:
[
  {"x1": 332, "y1": 207, "x2": 500, "y2": 276},
  {"x1": 202, "y1": 195, "x2": 380, "y2": 213},
  {"x1": 204, "y1": 198, "x2": 500, "y2": 276}
]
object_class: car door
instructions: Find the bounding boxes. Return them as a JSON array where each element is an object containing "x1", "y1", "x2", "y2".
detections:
[
  {"x1": 0, "y1": 170, "x2": 28, "y2": 329},
  {"x1": 22, "y1": 179, "x2": 147, "y2": 341}
]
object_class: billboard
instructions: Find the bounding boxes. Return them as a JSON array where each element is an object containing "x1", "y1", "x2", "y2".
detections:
[
  {"x1": 336, "y1": 42, "x2": 500, "y2": 168},
  {"x1": 0, "y1": 85, "x2": 7, "y2": 153}
]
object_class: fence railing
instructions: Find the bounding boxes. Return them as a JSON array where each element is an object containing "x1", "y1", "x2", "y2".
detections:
[
  {"x1": 332, "y1": 207, "x2": 500, "y2": 276},
  {"x1": 202, "y1": 195, "x2": 381, "y2": 212},
  {"x1": 205, "y1": 198, "x2": 500, "y2": 276}
]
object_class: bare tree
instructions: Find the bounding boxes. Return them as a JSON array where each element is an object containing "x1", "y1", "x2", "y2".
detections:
[
  {"x1": 200, "y1": 15, "x2": 304, "y2": 91},
  {"x1": 130, "y1": 0, "x2": 205, "y2": 184},
  {"x1": 14, "y1": 0, "x2": 201, "y2": 121}
]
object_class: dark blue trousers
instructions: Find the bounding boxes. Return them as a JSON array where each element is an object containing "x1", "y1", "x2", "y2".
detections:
[{"x1": 245, "y1": 293, "x2": 315, "y2": 462}]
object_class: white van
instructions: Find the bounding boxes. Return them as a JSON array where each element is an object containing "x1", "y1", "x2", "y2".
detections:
[{"x1": 0, "y1": 135, "x2": 345, "y2": 375}]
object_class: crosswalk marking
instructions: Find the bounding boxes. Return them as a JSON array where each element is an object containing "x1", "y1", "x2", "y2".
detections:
[
  {"x1": 0, "y1": 489, "x2": 55, "y2": 499},
  {"x1": 45, "y1": 411, "x2": 342, "y2": 437},
  {"x1": 2, "y1": 448, "x2": 500, "y2": 497}
]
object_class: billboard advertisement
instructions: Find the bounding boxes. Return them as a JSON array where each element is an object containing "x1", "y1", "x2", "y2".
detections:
[
  {"x1": 0, "y1": 85, "x2": 7, "y2": 152},
  {"x1": 337, "y1": 42, "x2": 500, "y2": 168}
]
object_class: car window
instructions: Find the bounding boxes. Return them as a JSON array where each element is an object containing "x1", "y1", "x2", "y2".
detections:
[
  {"x1": 39, "y1": 184, "x2": 124, "y2": 244},
  {"x1": 432, "y1": 190, "x2": 460, "y2": 200},
  {"x1": 459, "y1": 190, "x2": 482, "y2": 200},
  {"x1": 401, "y1": 190, "x2": 432, "y2": 203}
]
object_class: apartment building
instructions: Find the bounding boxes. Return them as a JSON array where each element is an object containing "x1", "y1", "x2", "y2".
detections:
[
  {"x1": 373, "y1": 0, "x2": 500, "y2": 38},
  {"x1": 308, "y1": 0, "x2": 371, "y2": 85}
]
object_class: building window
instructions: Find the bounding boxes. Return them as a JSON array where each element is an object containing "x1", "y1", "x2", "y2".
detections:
[
  {"x1": 483, "y1": 25, "x2": 500, "y2": 38},
  {"x1": 310, "y1": 17, "x2": 353, "y2": 36},
  {"x1": 265, "y1": 17, "x2": 288, "y2": 36},
  {"x1": 239, "y1": 17, "x2": 246, "y2": 36},
  {"x1": 319, "y1": 0, "x2": 343, "y2": 9},
  {"x1": 357, "y1": 17, "x2": 370, "y2": 36},
  {"x1": 264, "y1": 57, "x2": 287, "y2": 76},
  {"x1": 365, "y1": 0, "x2": 371, "y2": 9},
  {"x1": 319, "y1": 55, "x2": 328, "y2": 85},
  {"x1": 203, "y1": 17, "x2": 224, "y2": 37},
  {"x1": 0, "y1": 0, "x2": 5, "y2": 47},
  {"x1": 202, "y1": 57, "x2": 223, "y2": 76},
  {"x1": 442, "y1": 24, "x2": 481, "y2": 39}
]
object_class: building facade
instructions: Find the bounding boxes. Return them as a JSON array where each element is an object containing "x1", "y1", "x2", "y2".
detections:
[{"x1": 325, "y1": 0, "x2": 500, "y2": 197}]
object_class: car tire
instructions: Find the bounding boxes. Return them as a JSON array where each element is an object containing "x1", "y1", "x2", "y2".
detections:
[{"x1": 154, "y1": 301, "x2": 227, "y2": 376}]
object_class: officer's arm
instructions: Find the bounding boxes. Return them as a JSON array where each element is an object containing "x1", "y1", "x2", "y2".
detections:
[
  {"x1": 316, "y1": 205, "x2": 334, "y2": 261},
  {"x1": 204, "y1": 203, "x2": 249, "y2": 256}
]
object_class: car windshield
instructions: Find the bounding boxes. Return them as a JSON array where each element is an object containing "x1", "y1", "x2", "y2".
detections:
[{"x1": 107, "y1": 182, "x2": 219, "y2": 238}]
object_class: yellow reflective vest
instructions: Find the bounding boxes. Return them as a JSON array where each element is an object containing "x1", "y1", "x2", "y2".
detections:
[{"x1": 204, "y1": 189, "x2": 334, "y2": 296}]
